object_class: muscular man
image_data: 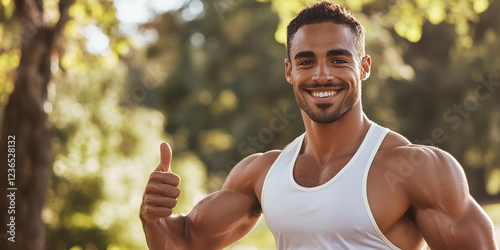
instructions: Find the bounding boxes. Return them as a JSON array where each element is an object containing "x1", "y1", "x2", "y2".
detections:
[{"x1": 140, "y1": 2, "x2": 496, "y2": 249}]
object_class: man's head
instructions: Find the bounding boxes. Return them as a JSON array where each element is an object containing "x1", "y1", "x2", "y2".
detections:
[
  {"x1": 287, "y1": 1, "x2": 365, "y2": 61},
  {"x1": 284, "y1": 2, "x2": 371, "y2": 124}
]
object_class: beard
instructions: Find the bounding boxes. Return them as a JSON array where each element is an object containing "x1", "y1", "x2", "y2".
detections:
[{"x1": 294, "y1": 82, "x2": 359, "y2": 124}]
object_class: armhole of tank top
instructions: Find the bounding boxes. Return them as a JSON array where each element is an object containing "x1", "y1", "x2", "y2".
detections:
[
  {"x1": 261, "y1": 133, "x2": 305, "y2": 212},
  {"x1": 361, "y1": 126, "x2": 402, "y2": 250}
]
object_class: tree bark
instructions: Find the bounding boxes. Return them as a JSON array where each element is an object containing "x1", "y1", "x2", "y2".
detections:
[{"x1": 0, "y1": 0, "x2": 74, "y2": 249}]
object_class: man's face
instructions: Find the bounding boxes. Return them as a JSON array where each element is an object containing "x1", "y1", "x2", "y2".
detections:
[{"x1": 285, "y1": 22, "x2": 371, "y2": 124}]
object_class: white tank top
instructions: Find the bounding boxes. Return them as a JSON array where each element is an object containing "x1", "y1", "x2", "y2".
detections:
[{"x1": 261, "y1": 123, "x2": 401, "y2": 250}]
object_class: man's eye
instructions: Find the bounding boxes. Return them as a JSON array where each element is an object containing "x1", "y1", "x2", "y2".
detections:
[
  {"x1": 298, "y1": 60, "x2": 313, "y2": 66},
  {"x1": 332, "y1": 59, "x2": 347, "y2": 64}
]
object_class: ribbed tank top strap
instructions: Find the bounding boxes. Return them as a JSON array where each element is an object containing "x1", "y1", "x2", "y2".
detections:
[
  {"x1": 359, "y1": 123, "x2": 402, "y2": 250},
  {"x1": 261, "y1": 132, "x2": 305, "y2": 209},
  {"x1": 356, "y1": 123, "x2": 389, "y2": 168}
]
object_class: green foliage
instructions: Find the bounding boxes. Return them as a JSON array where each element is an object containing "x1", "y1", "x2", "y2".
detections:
[
  {"x1": 144, "y1": 0, "x2": 302, "y2": 176},
  {"x1": 45, "y1": 54, "x2": 212, "y2": 248},
  {"x1": 0, "y1": 0, "x2": 21, "y2": 106},
  {"x1": 46, "y1": 61, "x2": 161, "y2": 249},
  {"x1": 266, "y1": 0, "x2": 491, "y2": 44}
]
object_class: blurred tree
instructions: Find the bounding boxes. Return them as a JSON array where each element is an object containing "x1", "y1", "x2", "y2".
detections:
[
  {"x1": 0, "y1": 0, "x2": 161, "y2": 248},
  {"x1": 0, "y1": 0, "x2": 76, "y2": 248}
]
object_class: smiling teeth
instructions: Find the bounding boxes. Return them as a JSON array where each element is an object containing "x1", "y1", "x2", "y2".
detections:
[{"x1": 312, "y1": 91, "x2": 338, "y2": 98}]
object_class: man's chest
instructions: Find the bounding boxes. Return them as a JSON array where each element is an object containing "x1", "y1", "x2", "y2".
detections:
[{"x1": 290, "y1": 153, "x2": 411, "y2": 232}]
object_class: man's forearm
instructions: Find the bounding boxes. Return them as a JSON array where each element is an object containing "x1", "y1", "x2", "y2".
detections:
[{"x1": 141, "y1": 215, "x2": 188, "y2": 250}]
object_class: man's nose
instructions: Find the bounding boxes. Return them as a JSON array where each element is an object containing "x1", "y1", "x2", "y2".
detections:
[{"x1": 311, "y1": 64, "x2": 334, "y2": 84}]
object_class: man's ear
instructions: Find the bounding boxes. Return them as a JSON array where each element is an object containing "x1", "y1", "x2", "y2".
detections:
[
  {"x1": 360, "y1": 55, "x2": 371, "y2": 80},
  {"x1": 285, "y1": 59, "x2": 293, "y2": 84}
]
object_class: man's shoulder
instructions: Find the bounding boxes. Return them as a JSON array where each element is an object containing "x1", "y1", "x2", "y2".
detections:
[
  {"x1": 226, "y1": 150, "x2": 282, "y2": 181},
  {"x1": 376, "y1": 130, "x2": 467, "y2": 200},
  {"x1": 240, "y1": 150, "x2": 282, "y2": 167},
  {"x1": 223, "y1": 149, "x2": 283, "y2": 199},
  {"x1": 253, "y1": 149, "x2": 283, "y2": 165},
  {"x1": 379, "y1": 129, "x2": 460, "y2": 172}
]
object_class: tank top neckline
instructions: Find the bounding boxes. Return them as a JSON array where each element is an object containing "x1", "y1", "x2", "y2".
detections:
[{"x1": 290, "y1": 122, "x2": 376, "y2": 192}]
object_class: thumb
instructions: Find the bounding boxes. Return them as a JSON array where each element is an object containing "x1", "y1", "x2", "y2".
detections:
[{"x1": 159, "y1": 142, "x2": 172, "y2": 172}]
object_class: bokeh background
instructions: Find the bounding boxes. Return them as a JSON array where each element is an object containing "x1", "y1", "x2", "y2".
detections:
[{"x1": 0, "y1": 0, "x2": 499, "y2": 249}]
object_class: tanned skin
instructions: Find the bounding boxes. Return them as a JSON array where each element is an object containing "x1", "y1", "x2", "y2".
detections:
[{"x1": 140, "y1": 22, "x2": 497, "y2": 249}]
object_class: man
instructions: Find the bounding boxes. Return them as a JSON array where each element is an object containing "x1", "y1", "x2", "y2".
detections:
[{"x1": 140, "y1": 2, "x2": 496, "y2": 249}]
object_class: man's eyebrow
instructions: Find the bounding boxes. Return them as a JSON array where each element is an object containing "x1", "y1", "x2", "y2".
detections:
[
  {"x1": 294, "y1": 51, "x2": 316, "y2": 60},
  {"x1": 326, "y1": 49, "x2": 353, "y2": 57}
]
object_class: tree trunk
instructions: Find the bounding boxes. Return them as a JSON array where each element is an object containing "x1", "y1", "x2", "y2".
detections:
[{"x1": 0, "y1": 0, "x2": 74, "y2": 249}]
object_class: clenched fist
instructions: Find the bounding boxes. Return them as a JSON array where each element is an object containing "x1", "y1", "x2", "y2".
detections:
[{"x1": 140, "y1": 143, "x2": 181, "y2": 223}]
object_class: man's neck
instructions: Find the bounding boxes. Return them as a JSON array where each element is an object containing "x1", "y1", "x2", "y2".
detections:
[{"x1": 301, "y1": 103, "x2": 371, "y2": 165}]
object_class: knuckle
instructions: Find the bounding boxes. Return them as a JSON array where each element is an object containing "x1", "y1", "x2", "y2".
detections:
[
  {"x1": 174, "y1": 175, "x2": 181, "y2": 184},
  {"x1": 144, "y1": 205, "x2": 155, "y2": 215},
  {"x1": 149, "y1": 171, "x2": 159, "y2": 179},
  {"x1": 144, "y1": 196, "x2": 154, "y2": 205},
  {"x1": 173, "y1": 187, "x2": 181, "y2": 197}
]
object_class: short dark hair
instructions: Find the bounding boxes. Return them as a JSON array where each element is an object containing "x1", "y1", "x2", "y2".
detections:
[{"x1": 287, "y1": 1, "x2": 365, "y2": 60}]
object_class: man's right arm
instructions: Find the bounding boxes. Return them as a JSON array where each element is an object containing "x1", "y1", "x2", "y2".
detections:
[
  {"x1": 140, "y1": 143, "x2": 268, "y2": 249},
  {"x1": 403, "y1": 146, "x2": 497, "y2": 249}
]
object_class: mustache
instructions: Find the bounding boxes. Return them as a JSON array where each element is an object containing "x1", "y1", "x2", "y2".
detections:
[{"x1": 300, "y1": 82, "x2": 347, "y2": 89}]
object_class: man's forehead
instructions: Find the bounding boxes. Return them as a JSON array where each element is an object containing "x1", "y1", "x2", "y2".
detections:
[{"x1": 289, "y1": 22, "x2": 358, "y2": 58}]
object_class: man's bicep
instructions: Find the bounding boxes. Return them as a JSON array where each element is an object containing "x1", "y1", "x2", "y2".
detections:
[
  {"x1": 185, "y1": 190, "x2": 261, "y2": 249},
  {"x1": 415, "y1": 197, "x2": 496, "y2": 249},
  {"x1": 406, "y1": 147, "x2": 496, "y2": 249},
  {"x1": 184, "y1": 154, "x2": 264, "y2": 249}
]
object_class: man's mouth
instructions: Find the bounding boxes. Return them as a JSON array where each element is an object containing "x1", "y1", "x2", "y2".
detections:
[
  {"x1": 301, "y1": 82, "x2": 346, "y2": 99},
  {"x1": 311, "y1": 90, "x2": 339, "y2": 98}
]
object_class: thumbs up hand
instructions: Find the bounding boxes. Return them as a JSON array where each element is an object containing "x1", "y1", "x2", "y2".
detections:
[{"x1": 140, "y1": 143, "x2": 181, "y2": 223}]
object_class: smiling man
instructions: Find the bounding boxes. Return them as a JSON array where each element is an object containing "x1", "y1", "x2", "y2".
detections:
[{"x1": 140, "y1": 2, "x2": 497, "y2": 249}]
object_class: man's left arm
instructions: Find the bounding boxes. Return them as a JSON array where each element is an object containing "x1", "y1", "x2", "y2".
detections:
[{"x1": 405, "y1": 146, "x2": 497, "y2": 249}]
